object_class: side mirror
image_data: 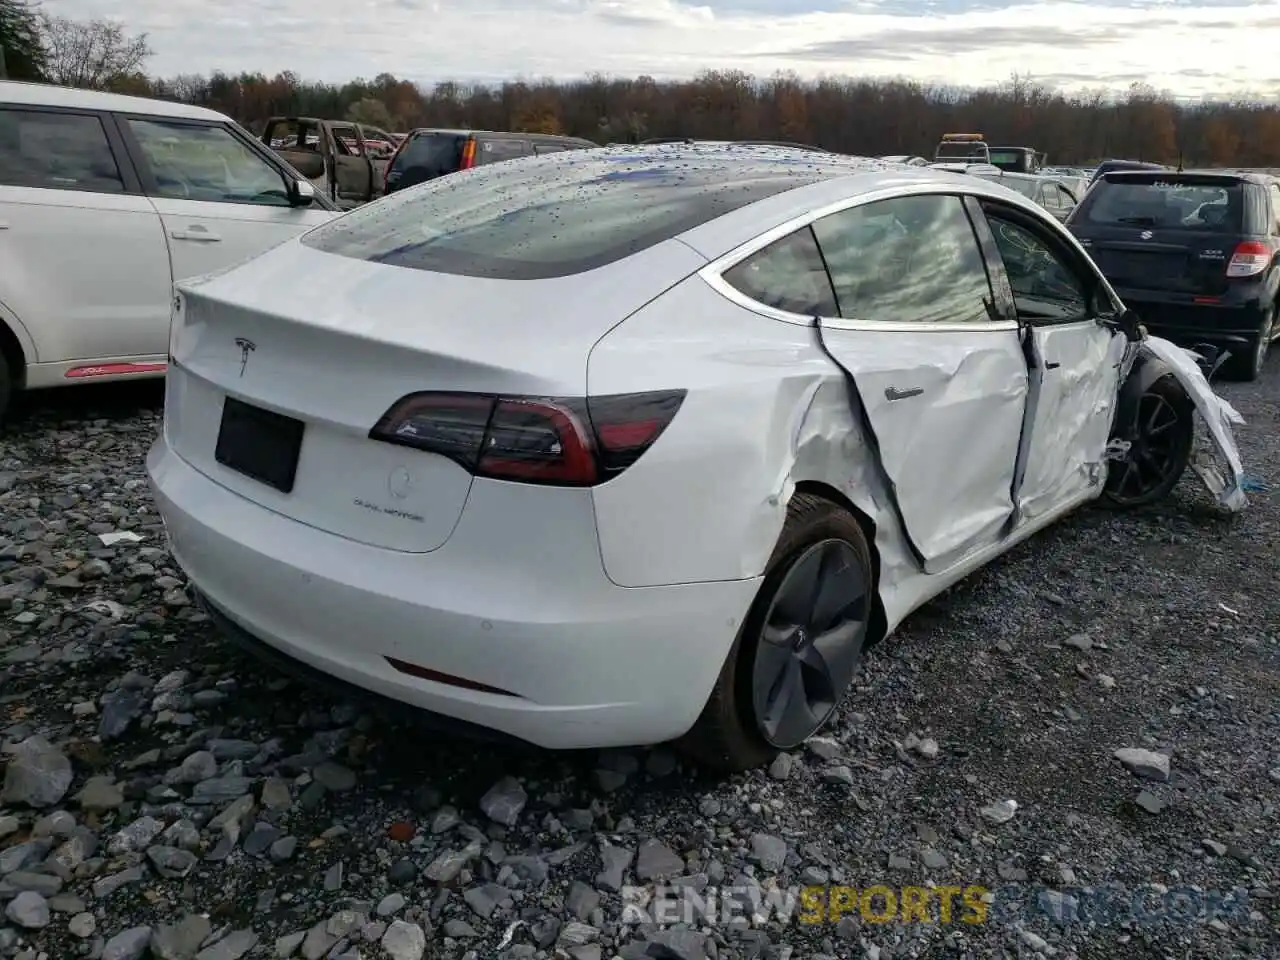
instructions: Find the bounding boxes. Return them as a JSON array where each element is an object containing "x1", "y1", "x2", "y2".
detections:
[
  {"x1": 1117, "y1": 306, "x2": 1144, "y2": 342},
  {"x1": 288, "y1": 178, "x2": 316, "y2": 207}
]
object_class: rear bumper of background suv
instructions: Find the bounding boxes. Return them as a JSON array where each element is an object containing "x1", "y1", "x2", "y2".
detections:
[
  {"x1": 1114, "y1": 283, "x2": 1272, "y2": 346},
  {"x1": 146, "y1": 435, "x2": 760, "y2": 750}
]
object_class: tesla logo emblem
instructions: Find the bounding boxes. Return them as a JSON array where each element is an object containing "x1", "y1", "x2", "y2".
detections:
[
  {"x1": 1139, "y1": 230, "x2": 1153, "y2": 240},
  {"x1": 387, "y1": 466, "x2": 412, "y2": 499},
  {"x1": 234, "y1": 338, "x2": 255, "y2": 377}
]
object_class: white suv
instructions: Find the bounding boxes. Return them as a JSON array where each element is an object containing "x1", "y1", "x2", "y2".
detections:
[{"x1": 0, "y1": 81, "x2": 340, "y2": 418}]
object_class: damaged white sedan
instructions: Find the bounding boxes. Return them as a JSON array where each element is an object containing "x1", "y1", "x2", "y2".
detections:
[{"x1": 147, "y1": 145, "x2": 1247, "y2": 771}]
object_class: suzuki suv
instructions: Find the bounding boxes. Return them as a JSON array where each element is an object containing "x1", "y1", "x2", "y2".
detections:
[{"x1": 1066, "y1": 170, "x2": 1280, "y2": 380}]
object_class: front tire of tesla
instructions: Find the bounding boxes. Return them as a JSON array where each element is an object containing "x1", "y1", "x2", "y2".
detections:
[
  {"x1": 679, "y1": 494, "x2": 875, "y2": 772},
  {"x1": 1102, "y1": 374, "x2": 1195, "y2": 508}
]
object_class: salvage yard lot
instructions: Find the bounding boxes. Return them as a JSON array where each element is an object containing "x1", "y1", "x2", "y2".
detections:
[{"x1": 0, "y1": 376, "x2": 1275, "y2": 960}]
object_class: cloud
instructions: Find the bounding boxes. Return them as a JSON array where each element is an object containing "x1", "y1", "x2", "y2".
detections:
[
  {"x1": 767, "y1": 23, "x2": 1171, "y2": 60},
  {"x1": 46, "y1": 0, "x2": 1280, "y2": 98}
]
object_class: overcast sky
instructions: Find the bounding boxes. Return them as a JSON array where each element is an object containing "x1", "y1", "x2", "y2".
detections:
[{"x1": 44, "y1": 0, "x2": 1280, "y2": 98}]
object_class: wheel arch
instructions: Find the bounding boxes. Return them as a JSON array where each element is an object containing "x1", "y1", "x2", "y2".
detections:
[
  {"x1": 791, "y1": 480, "x2": 889, "y2": 650},
  {"x1": 1115, "y1": 346, "x2": 1188, "y2": 431}
]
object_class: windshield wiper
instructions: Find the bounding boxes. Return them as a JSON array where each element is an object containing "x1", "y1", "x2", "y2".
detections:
[{"x1": 1115, "y1": 216, "x2": 1158, "y2": 226}]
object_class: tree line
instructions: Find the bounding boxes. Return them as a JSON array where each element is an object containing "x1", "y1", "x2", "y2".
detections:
[{"x1": 4, "y1": 3, "x2": 1280, "y2": 167}]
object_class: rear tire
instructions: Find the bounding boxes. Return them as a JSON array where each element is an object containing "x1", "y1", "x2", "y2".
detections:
[
  {"x1": 1102, "y1": 374, "x2": 1194, "y2": 508},
  {"x1": 0, "y1": 357, "x2": 11, "y2": 427},
  {"x1": 677, "y1": 494, "x2": 875, "y2": 772},
  {"x1": 1224, "y1": 309, "x2": 1274, "y2": 382}
]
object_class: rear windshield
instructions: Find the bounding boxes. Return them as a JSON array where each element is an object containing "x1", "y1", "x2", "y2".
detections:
[
  {"x1": 302, "y1": 149, "x2": 838, "y2": 279},
  {"x1": 1079, "y1": 176, "x2": 1246, "y2": 232},
  {"x1": 989, "y1": 151, "x2": 1025, "y2": 166},
  {"x1": 391, "y1": 133, "x2": 464, "y2": 176}
]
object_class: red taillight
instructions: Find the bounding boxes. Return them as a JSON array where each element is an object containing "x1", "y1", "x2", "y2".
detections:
[
  {"x1": 1226, "y1": 240, "x2": 1273, "y2": 278},
  {"x1": 459, "y1": 138, "x2": 477, "y2": 170},
  {"x1": 368, "y1": 390, "x2": 685, "y2": 486}
]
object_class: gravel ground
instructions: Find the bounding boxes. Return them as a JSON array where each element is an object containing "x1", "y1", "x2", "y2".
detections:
[{"x1": 0, "y1": 374, "x2": 1275, "y2": 960}]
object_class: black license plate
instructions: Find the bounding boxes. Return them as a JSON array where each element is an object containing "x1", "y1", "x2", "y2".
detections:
[{"x1": 214, "y1": 397, "x2": 304, "y2": 493}]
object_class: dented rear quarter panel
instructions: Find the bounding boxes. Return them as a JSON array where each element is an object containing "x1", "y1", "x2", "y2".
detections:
[{"x1": 586, "y1": 276, "x2": 923, "y2": 628}]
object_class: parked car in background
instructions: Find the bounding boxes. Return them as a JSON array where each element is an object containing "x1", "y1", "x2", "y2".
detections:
[
  {"x1": 641, "y1": 138, "x2": 829, "y2": 152},
  {"x1": 933, "y1": 132, "x2": 990, "y2": 164},
  {"x1": 1088, "y1": 159, "x2": 1165, "y2": 186},
  {"x1": 262, "y1": 116, "x2": 392, "y2": 209},
  {"x1": 970, "y1": 170, "x2": 1080, "y2": 221},
  {"x1": 0, "y1": 81, "x2": 338, "y2": 419},
  {"x1": 149, "y1": 145, "x2": 1245, "y2": 771},
  {"x1": 929, "y1": 161, "x2": 1003, "y2": 175},
  {"x1": 1067, "y1": 169, "x2": 1280, "y2": 380},
  {"x1": 383, "y1": 129, "x2": 599, "y2": 194},
  {"x1": 987, "y1": 146, "x2": 1046, "y2": 173}
]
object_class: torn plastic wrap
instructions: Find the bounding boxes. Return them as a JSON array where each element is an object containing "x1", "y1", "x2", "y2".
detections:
[{"x1": 1141, "y1": 335, "x2": 1247, "y2": 512}]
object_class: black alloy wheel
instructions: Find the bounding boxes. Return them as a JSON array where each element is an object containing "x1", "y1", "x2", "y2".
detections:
[
  {"x1": 679, "y1": 494, "x2": 876, "y2": 772},
  {"x1": 750, "y1": 539, "x2": 869, "y2": 749},
  {"x1": 1103, "y1": 375, "x2": 1194, "y2": 507}
]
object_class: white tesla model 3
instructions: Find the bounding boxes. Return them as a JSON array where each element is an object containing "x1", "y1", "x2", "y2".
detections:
[{"x1": 148, "y1": 144, "x2": 1246, "y2": 771}]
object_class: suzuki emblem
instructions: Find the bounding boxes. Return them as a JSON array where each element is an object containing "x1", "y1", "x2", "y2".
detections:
[
  {"x1": 234, "y1": 338, "x2": 255, "y2": 377},
  {"x1": 1139, "y1": 230, "x2": 1153, "y2": 240}
]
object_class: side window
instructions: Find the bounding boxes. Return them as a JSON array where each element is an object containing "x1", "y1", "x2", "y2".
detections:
[
  {"x1": 534, "y1": 143, "x2": 567, "y2": 155},
  {"x1": 722, "y1": 227, "x2": 838, "y2": 318},
  {"x1": 128, "y1": 119, "x2": 291, "y2": 206},
  {"x1": 478, "y1": 138, "x2": 531, "y2": 164},
  {"x1": 1269, "y1": 184, "x2": 1280, "y2": 234},
  {"x1": 984, "y1": 214, "x2": 1090, "y2": 322},
  {"x1": 0, "y1": 109, "x2": 124, "y2": 193},
  {"x1": 811, "y1": 194, "x2": 994, "y2": 325},
  {"x1": 330, "y1": 125, "x2": 361, "y2": 156}
]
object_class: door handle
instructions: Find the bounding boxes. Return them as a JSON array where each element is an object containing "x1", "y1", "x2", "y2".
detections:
[
  {"x1": 1045, "y1": 361, "x2": 1062, "y2": 369},
  {"x1": 884, "y1": 386, "x2": 924, "y2": 401},
  {"x1": 170, "y1": 226, "x2": 221, "y2": 242},
  {"x1": 0, "y1": 222, "x2": 9, "y2": 230}
]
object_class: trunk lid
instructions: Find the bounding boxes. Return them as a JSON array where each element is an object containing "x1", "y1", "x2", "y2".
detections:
[
  {"x1": 1078, "y1": 226, "x2": 1238, "y2": 296},
  {"x1": 167, "y1": 237, "x2": 706, "y2": 553}
]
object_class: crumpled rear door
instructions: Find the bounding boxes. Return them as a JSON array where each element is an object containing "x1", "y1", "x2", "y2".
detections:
[{"x1": 817, "y1": 326, "x2": 1029, "y2": 569}]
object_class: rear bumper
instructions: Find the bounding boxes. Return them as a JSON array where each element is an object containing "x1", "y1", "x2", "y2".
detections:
[
  {"x1": 146, "y1": 436, "x2": 760, "y2": 750},
  {"x1": 1115, "y1": 289, "x2": 1271, "y2": 345}
]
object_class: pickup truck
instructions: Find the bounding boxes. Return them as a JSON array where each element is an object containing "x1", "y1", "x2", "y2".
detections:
[{"x1": 262, "y1": 117, "x2": 396, "y2": 209}]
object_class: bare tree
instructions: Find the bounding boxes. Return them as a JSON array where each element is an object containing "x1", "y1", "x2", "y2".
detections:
[{"x1": 39, "y1": 14, "x2": 150, "y2": 90}]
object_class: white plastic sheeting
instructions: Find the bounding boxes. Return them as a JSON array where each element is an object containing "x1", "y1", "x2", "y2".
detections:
[{"x1": 1142, "y1": 335, "x2": 1248, "y2": 512}]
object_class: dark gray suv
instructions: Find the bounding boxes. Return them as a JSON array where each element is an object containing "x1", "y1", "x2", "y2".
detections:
[{"x1": 383, "y1": 129, "x2": 599, "y2": 194}]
